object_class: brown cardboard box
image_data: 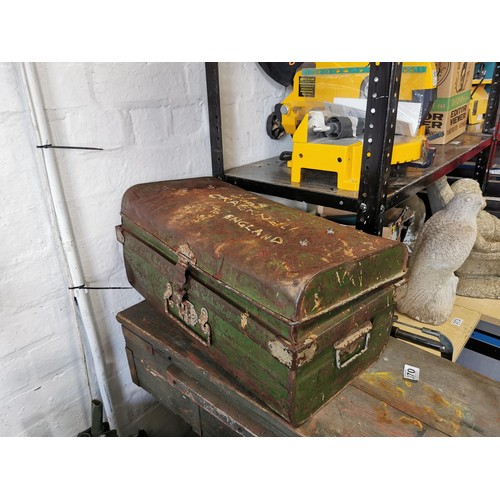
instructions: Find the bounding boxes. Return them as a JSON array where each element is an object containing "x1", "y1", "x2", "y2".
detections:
[{"x1": 425, "y1": 62, "x2": 475, "y2": 144}]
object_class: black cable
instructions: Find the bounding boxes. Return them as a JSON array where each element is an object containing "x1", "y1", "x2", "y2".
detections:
[
  {"x1": 470, "y1": 76, "x2": 485, "y2": 99},
  {"x1": 37, "y1": 144, "x2": 103, "y2": 151},
  {"x1": 69, "y1": 285, "x2": 132, "y2": 290}
]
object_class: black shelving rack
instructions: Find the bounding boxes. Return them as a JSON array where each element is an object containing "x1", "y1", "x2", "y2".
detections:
[{"x1": 205, "y1": 62, "x2": 500, "y2": 236}]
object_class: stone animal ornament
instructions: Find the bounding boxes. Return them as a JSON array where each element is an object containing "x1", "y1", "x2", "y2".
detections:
[
  {"x1": 396, "y1": 190, "x2": 485, "y2": 325},
  {"x1": 427, "y1": 177, "x2": 500, "y2": 298}
]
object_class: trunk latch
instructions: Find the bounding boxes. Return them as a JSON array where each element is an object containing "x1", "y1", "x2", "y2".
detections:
[
  {"x1": 171, "y1": 243, "x2": 196, "y2": 305},
  {"x1": 164, "y1": 243, "x2": 211, "y2": 346}
]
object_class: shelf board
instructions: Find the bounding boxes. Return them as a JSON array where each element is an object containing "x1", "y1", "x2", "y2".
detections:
[
  {"x1": 223, "y1": 132, "x2": 492, "y2": 211},
  {"x1": 454, "y1": 296, "x2": 500, "y2": 327},
  {"x1": 224, "y1": 157, "x2": 360, "y2": 211},
  {"x1": 394, "y1": 304, "x2": 481, "y2": 362},
  {"x1": 388, "y1": 132, "x2": 492, "y2": 206}
]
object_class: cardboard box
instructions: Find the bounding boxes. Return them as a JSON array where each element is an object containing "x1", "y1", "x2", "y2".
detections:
[{"x1": 425, "y1": 62, "x2": 474, "y2": 144}]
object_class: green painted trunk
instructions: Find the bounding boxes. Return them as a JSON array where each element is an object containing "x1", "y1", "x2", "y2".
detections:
[{"x1": 118, "y1": 177, "x2": 407, "y2": 426}]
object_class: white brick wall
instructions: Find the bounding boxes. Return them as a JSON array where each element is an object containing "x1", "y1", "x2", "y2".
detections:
[{"x1": 0, "y1": 61, "x2": 291, "y2": 436}]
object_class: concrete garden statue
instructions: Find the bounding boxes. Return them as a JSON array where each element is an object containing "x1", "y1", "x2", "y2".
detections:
[
  {"x1": 396, "y1": 189, "x2": 485, "y2": 325},
  {"x1": 427, "y1": 177, "x2": 500, "y2": 299}
]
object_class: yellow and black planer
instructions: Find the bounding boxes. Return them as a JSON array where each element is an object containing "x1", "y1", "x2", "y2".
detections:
[{"x1": 267, "y1": 62, "x2": 438, "y2": 191}]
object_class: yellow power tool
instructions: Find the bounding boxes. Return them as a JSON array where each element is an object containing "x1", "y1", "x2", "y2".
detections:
[
  {"x1": 468, "y1": 63, "x2": 490, "y2": 125},
  {"x1": 267, "y1": 62, "x2": 438, "y2": 191}
]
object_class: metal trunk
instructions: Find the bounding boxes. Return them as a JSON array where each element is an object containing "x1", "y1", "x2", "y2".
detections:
[{"x1": 117, "y1": 177, "x2": 407, "y2": 425}]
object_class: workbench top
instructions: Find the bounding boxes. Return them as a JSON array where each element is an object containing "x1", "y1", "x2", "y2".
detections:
[{"x1": 117, "y1": 301, "x2": 500, "y2": 437}]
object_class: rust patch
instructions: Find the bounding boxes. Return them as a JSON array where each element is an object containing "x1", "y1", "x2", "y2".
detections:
[
  {"x1": 359, "y1": 371, "x2": 408, "y2": 398},
  {"x1": 396, "y1": 387, "x2": 406, "y2": 398},
  {"x1": 422, "y1": 405, "x2": 460, "y2": 435},
  {"x1": 424, "y1": 386, "x2": 451, "y2": 408},
  {"x1": 375, "y1": 402, "x2": 392, "y2": 425},
  {"x1": 431, "y1": 392, "x2": 451, "y2": 408},
  {"x1": 423, "y1": 393, "x2": 462, "y2": 435},
  {"x1": 361, "y1": 370, "x2": 395, "y2": 384},
  {"x1": 399, "y1": 416, "x2": 424, "y2": 431},
  {"x1": 297, "y1": 340, "x2": 318, "y2": 367}
]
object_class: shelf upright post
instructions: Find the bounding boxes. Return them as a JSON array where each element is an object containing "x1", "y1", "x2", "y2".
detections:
[
  {"x1": 205, "y1": 62, "x2": 225, "y2": 179},
  {"x1": 474, "y1": 62, "x2": 500, "y2": 191},
  {"x1": 482, "y1": 62, "x2": 500, "y2": 135},
  {"x1": 356, "y1": 62, "x2": 402, "y2": 236}
]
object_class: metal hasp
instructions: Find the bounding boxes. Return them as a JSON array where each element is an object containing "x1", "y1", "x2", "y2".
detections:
[
  {"x1": 356, "y1": 63, "x2": 402, "y2": 235},
  {"x1": 474, "y1": 62, "x2": 500, "y2": 190},
  {"x1": 205, "y1": 62, "x2": 224, "y2": 178}
]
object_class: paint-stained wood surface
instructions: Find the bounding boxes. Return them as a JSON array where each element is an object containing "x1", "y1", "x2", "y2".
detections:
[
  {"x1": 353, "y1": 340, "x2": 500, "y2": 437},
  {"x1": 117, "y1": 301, "x2": 500, "y2": 437}
]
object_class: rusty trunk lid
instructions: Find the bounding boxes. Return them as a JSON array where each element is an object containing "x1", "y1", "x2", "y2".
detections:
[{"x1": 120, "y1": 177, "x2": 407, "y2": 322}]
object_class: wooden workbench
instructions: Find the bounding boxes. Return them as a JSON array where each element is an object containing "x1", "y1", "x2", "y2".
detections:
[{"x1": 117, "y1": 301, "x2": 500, "y2": 437}]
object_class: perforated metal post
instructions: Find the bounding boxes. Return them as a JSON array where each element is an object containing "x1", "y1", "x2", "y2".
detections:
[
  {"x1": 482, "y1": 62, "x2": 500, "y2": 135},
  {"x1": 356, "y1": 63, "x2": 402, "y2": 235},
  {"x1": 205, "y1": 62, "x2": 225, "y2": 178},
  {"x1": 475, "y1": 62, "x2": 500, "y2": 190}
]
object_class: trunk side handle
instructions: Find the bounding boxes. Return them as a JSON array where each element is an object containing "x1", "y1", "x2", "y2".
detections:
[{"x1": 334, "y1": 321, "x2": 372, "y2": 369}]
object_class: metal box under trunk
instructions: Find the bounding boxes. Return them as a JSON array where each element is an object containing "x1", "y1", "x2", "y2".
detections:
[{"x1": 117, "y1": 177, "x2": 407, "y2": 425}]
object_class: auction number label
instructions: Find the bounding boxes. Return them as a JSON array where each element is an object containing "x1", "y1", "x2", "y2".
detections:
[{"x1": 403, "y1": 364, "x2": 420, "y2": 381}]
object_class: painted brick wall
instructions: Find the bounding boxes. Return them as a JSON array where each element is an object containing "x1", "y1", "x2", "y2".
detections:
[{"x1": 0, "y1": 62, "x2": 291, "y2": 436}]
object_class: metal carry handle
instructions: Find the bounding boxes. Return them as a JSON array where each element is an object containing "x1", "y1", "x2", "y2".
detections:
[{"x1": 334, "y1": 321, "x2": 372, "y2": 369}]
